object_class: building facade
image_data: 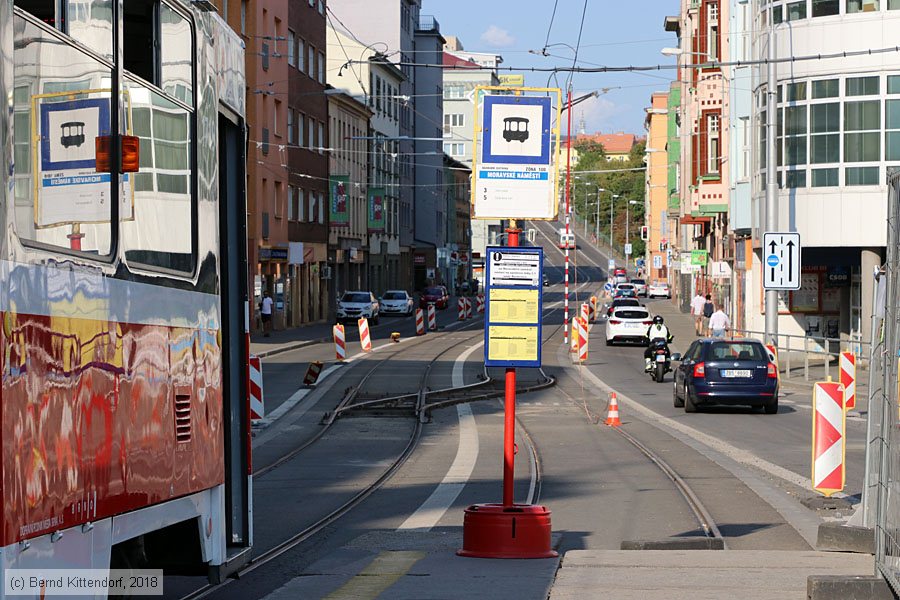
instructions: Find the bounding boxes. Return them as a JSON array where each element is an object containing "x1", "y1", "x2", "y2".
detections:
[
  {"x1": 443, "y1": 154, "x2": 473, "y2": 291},
  {"x1": 644, "y1": 94, "x2": 671, "y2": 285}
]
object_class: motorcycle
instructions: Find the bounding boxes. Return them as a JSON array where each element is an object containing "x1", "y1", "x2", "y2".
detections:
[{"x1": 646, "y1": 338, "x2": 672, "y2": 383}]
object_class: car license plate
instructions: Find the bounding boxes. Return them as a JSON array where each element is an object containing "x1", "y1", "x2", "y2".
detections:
[
  {"x1": 721, "y1": 369, "x2": 752, "y2": 378},
  {"x1": 655, "y1": 354, "x2": 666, "y2": 363},
  {"x1": 625, "y1": 323, "x2": 641, "y2": 329}
]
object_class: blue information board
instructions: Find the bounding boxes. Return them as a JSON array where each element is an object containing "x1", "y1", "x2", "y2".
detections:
[{"x1": 484, "y1": 246, "x2": 543, "y2": 368}]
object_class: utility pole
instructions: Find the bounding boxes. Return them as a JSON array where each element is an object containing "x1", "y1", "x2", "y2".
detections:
[
  {"x1": 765, "y1": 20, "x2": 779, "y2": 345},
  {"x1": 595, "y1": 187, "x2": 601, "y2": 243}
]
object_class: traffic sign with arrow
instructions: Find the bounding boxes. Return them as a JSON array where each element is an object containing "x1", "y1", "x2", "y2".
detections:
[{"x1": 763, "y1": 232, "x2": 801, "y2": 290}]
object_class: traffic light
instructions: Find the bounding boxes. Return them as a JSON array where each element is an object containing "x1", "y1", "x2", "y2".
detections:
[{"x1": 640, "y1": 225, "x2": 648, "y2": 241}]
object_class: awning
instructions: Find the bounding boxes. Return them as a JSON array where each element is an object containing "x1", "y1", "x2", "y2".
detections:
[{"x1": 679, "y1": 216, "x2": 712, "y2": 225}]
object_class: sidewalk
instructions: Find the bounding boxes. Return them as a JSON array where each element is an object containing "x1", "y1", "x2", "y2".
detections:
[{"x1": 250, "y1": 321, "x2": 334, "y2": 358}]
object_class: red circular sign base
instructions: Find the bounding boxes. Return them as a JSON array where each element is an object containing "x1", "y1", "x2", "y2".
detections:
[{"x1": 457, "y1": 503, "x2": 557, "y2": 559}]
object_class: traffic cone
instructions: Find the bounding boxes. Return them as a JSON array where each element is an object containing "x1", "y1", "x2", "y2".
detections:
[{"x1": 605, "y1": 392, "x2": 621, "y2": 427}]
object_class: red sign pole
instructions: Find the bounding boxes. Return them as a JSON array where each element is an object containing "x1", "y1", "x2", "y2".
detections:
[{"x1": 502, "y1": 224, "x2": 520, "y2": 507}]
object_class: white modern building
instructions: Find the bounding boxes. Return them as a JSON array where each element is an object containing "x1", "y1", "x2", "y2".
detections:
[{"x1": 747, "y1": 0, "x2": 900, "y2": 344}]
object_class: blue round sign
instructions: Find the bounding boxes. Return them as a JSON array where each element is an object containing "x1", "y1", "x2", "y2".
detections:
[{"x1": 766, "y1": 254, "x2": 780, "y2": 267}]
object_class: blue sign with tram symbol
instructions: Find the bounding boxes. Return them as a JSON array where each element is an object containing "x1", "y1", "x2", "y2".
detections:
[{"x1": 484, "y1": 246, "x2": 543, "y2": 369}]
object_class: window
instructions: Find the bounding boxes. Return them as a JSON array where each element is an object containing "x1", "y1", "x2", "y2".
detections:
[
  {"x1": 847, "y1": 0, "x2": 879, "y2": 11},
  {"x1": 782, "y1": 105, "x2": 807, "y2": 165},
  {"x1": 308, "y1": 0, "x2": 314, "y2": 6},
  {"x1": 288, "y1": 30, "x2": 295, "y2": 66},
  {"x1": 891, "y1": 0, "x2": 900, "y2": 8},
  {"x1": 274, "y1": 181, "x2": 283, "y2": 218},
  {"x1": 298, "y1": 189, "x2": 306, "y2": 221},
  {"x1": 845, "y1": 100, "x2": 880, "y2": 162},
  {"x1": 812, "y1": 79, "x2": 839, "y2": 99},
  {"x1": 886, "y1": 99, "x2": 900, "y2": 160},
  {"x1": 318, "y1": 0, "x2": 325, "y2": 15},
  {"x1": 444, "y1": 84, "x2": 465, "y2": 99},
  {"x1": 812, "y1": 0, "x2": 839, "y2": 16},
  {"x1": 274, "y1": 99, "x2": 281, "y2": 136},
  {"x1": 240, "y1": 0, "x2": 247, "y2": 34},
  {"x1": 318, "y1": 122, "x2": 325, "y2": 154},
  {"x1": 308, "y1": 115, "x2": 315, "y2": 149},
  {"x1": 444, "y1": 113, "x2": 465, "y2": 128},
  {"x1": 288, "y1": 186, "x2": 295, "y2": 220},
  {"x1": 287, "y1": 109, "x2": 293, "y2": 144},
  {"x1": 375, "y1": 77, "x2": 382, "y2": 112},
  {"x1": 706, "y1": 2, "x2": 719, "y2": 61},
  {"x1": 812, "y1": 168, "x2": 839, "y2": 187},
  {"x1": 318, "y1": 192, "x2": 325, "y2": 223},
  {"x1": 443, "y1": 142, "x2": 465, "y2": 155},
  {"x1": 847, "y1": 76, "x2": 880, "y2": 96},
  {"x1": 308, "y1": 189, "x2": 316, "y2": 222},
  {"x1": 889, "y1": 76, "x2": 900, "y2": 94},
  {"x1": 298, "y1": 112, "x2": 305, "y2": 148},
  {"x1": 787, "y1": 1, "x2": 807, "y2": 20},
  {"x1": 786, "y1": 82, "x2": 807, "y2": 102},
  {"x1": 846, "y1": 166, "x2": 879, "y2": 185},
  {"x1": 318, "y1": 52, "x2": 325, "y2": 84},
  {"x1": 810, "y1": 103, "x2": 839, "y2": 163},
  {"x1": 298, "y1": 38, "x2": 306, "y2": 73},
  {"x1": 772, "y1": 4, "x2": 783, "y2": 23},
  {"x1": 785, "y1": 170, "x2": 807, "y2": 188},
  {"x1": 308, "y1": 45, "x2": 315, "y2": 80},
  {"x1": 707, "y1": 113, "x2": 721, "y2": 174}
]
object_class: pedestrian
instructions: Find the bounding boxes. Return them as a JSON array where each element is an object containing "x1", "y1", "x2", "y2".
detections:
[
  {"x1": 702, "y1": 294, "x2": 714, "y2": 335},
  {"x1": 690, "y1": 291, "x2": 706, "y2": 336},
  {"x1": 708, "y1": 305, "x2": 731, "y2": 338},
  {"x1": 260, "y1": 291, "x2": 274, "y2": 337}
]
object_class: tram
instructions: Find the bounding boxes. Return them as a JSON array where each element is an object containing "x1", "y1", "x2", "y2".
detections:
[
  {"x1": 559, "y1": 230, "x2": 576, "y2": 249},
  {"x1": 2, "y1": 0, "x2": 252, "y2": 590}
]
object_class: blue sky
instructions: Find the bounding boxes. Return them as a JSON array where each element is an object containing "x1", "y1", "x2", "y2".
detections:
[{"x1": 430, "y1": 0, "x2": 677, "y2": 136}]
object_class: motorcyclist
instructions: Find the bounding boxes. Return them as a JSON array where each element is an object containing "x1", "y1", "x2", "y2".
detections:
[{"x1": 644, "y1": 315, "x2": 674, "y2": 372}]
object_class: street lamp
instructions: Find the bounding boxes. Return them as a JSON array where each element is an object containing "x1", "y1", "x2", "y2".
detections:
[
  {"x1": 625, "y1": 199, "x2": 639, "y2": 247},
  {"x1": 609, "y1": 193, "x2": 620, "y2": 252}
]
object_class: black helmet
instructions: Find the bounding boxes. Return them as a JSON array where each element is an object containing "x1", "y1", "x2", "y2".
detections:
[{"x1": 653, "y1": 315, "x2": 664, "y2": 325}]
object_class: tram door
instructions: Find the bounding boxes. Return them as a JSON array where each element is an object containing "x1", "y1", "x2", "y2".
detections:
[{"x1": 218, "y1": 113, "x2": 251, "y2": 556}]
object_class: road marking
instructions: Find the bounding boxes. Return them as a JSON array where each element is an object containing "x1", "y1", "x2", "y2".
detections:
[
  {"x1": 322, "y1": 551, "x2": 425, "y2": 600},
  {"x1": 254, "y1": 365, "x2": 342, "y2": 427},
  {"x1": 397, "y1": 343, "x2": 483, "y2": 531}
]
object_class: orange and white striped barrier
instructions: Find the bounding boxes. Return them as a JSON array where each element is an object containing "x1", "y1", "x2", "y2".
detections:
[
  {"x1": 589, "y1": 296, "x2": 597, "y2": 323},
  {"x1": 458, "y1": 298, "x2": 466, "y2": 321},
  {"x1": 605, "y1": 392, "x2": 621, "y2": 427},
  {"x1": 333, "y1": 324, "x2": 346, "y2": 360},
  {"x1": 580, "y1": 302, "x2": 590, "y2": 325},
  {"x1": 358, "y1": 317, "x2": 372, "y2": 352},
  {"x1": 249, "y1": 355, "x2": 264, "y2": 420},
  {"x1": 415, "y1": 308, "x2": 426, "y2": 336},
  {"x1": 570, "y1": 320, "x2": 578, "y2": 353},
  {"x1": 464, "y1": 297, "x2": 473, "y2": 319},
  {"x1": 303, "y1": 361, "x2": 323, "y2": 386},
  {"x1": 765, "y1": 344, "x2": 778, "y2": 364},
  {"x1": 476, "y1": 294, "x2": 485, "y2": 314},
  {"x1": 840, "y1": 351, "x2": 856, "y2": 410},
  {"x1": 812, "y1": 381, "x2": 846, "y2": 497},
  {"x1": 575, "y1": 316, "x2": 589, "y2": 363},
  {"x1": 427, "y1": 303, "x2": 437, "y2": 330}
]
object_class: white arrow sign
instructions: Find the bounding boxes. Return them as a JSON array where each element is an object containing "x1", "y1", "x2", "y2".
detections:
[{"x1": 763, "y1": 232, "x2": 801, "y2": 290}]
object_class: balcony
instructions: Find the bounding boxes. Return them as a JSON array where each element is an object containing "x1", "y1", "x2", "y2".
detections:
[{"x1": 418, "y1": 15, "x2": 440, "y2": 33}]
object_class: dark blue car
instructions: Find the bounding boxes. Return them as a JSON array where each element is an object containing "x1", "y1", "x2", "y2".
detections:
[{"x1": 673, "y1": 339, "x2": 779, "y2": 414}]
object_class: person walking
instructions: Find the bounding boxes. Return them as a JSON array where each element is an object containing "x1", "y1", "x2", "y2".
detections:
[
  {"x1": 260, "y1": 291, "x2": 274, "y2": 337},
  {"x1": 708, "y1": 305, "x2": 731, "y2": 338},
  {"x1": 702, "y1": 294, "x2": 714, "y2": 336},
  {"x1": 690, "y1": 292, "x2": 706, "y2": 336}
]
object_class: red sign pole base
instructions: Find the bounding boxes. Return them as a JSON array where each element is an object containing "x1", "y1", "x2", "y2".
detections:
[{"x1": 457, "y1": 503, "x2": 557, "y2": 559}]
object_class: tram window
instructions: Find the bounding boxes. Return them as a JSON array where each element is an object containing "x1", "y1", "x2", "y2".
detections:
[
  {"x1": 12, "y1": 13, "x2": 113, "y2": 255},
  {"x1": 160, "y1": 3, "x2": 193, "y2": 105},
  {"x1": 66, "y1": 0, "x2": 114, "y2": 61},
  {"x1": 14, "y1": 0, "x2": 57, "y2": 27},
  {"x1": 124, "y1": 1, "x2": 156, "y2": 84}
]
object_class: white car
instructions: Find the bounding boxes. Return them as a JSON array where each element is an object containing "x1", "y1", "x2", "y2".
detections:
[
  {"x1": 648, "y1": 280, "x2": 671, "y2": 299},
  {"x1": 380, "y1": 290, "x2": 414, "y2": 316},
  {"x1": 605, "y1": 306, "x2": 653, "y2": 346},
  {"x1": 337, "y1": 291, "x2": 380, "y2": 325},
  {"x1": 630, "y1": 278, "x2": 648, "y2": 297}
]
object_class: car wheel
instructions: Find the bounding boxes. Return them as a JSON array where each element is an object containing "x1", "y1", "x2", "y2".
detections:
[
  {"x1": 673, "y1": 382, "x2": 684, "y2": 407},
  {"x1": 764, "y1": 396, "x2": 779, "y2": 414},
  {"x1": 684, "y1": 390, "x2": 698, "y2": 413},
  {"x1": 605, "y1": 338, "x2": 613, "y2": 346}
]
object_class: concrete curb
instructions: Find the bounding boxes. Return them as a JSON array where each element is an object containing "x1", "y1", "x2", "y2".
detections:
[
  {"x1": 621, "y1": 537, "x2": 725, "y2": 551},
  {"x1": 807, "y1": 575, "x2": 894, "y2": 600},
  {"x1": 253, "y1": 337, "x2": 329, "y2": 359},
  {"x1": 816, "y1": 523, "x2": 875, "y2": 554}
]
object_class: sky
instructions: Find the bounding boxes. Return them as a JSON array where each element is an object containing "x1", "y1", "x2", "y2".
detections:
[{"x1": 430, "y1": 0, "x2": 678, "y2": 136}]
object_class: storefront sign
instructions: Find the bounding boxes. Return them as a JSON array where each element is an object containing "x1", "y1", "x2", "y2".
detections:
[
  {"x1": 690, "y1": 250, "x2": 708, "y2": 266},
  {"x1": 260, "y1": 246, "x2": 289, "y2": 262},
  {"x1": 329, "y1": 175, "x2": 350, "y2": 227},
  {"x1": 825, "y1": 265, "x2": 850, "y2": 287}
]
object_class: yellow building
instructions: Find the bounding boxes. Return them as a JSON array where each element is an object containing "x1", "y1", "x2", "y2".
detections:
[{"x1": 643, "y1": 94, "x2": 669, "y2": 283}]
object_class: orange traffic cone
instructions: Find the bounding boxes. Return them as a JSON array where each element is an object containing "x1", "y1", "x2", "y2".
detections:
[{"x1": 605, "y1": 392, "x2": 621, "y2": 427}]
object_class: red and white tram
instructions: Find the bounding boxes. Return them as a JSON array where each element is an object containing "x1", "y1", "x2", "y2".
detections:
[{"x1": 2, "y1": 0, "x2": 252, "y2": 592}]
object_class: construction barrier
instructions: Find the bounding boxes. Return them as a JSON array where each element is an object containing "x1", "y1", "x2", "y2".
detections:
[
  {"x1": 358, "y1": 317, "x2": 372, "y2": 352},
  {"x1": 427, "y1": 303, "x2": 437, "y2": 331},
  {"x1": 575, "y1": 316, "x2": 589, "y2": 363},
  {"x1": 570, "y1": 320, "x2": 578, "y2": 353},
  {"x1": 249, "y1": 355, "x2": 264, "y2": 420},
  {"x1": 580, "y1": 302, "x2": 590, "y2": 325},
  {"x1": 765, "y1": 343, "x2": 778, "y2": 364},
  {"x1": 458, "y1": 298, "x2": 466, "y2": 321},
  {"x1": 605, "y1": 392, "x2": 621, "y2": 427},
  {"x1": 589, "y1": 296, "x2": 597, "y2": 323},
  {"x1": 415, "y1": 308, "x2": 426, "y2": 336},
  {"x1": 840, "y1": 351, "x2": 856, "y2": 410},
  {"x1": 464, "y1": 297, "x2": 473, "y2": 319},
  {"x1": 333, "y1": 324, "x2": 346, "y2": 360},
  {"x1": 476, "y1": 294, "x2": 485, "y2": 314},
  {"x1": 812, "y1": 381, "x2": 846, "y2": 497},
  {"x1": 303, "y1": 361, "x2": 323, "y2": 386}
]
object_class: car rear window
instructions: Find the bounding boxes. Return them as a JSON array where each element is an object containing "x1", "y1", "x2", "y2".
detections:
[
  {"x1": 383, "y1": 292, "x2": 406, "y2": 300},
  {"x1": 613, "y1": 299, "x2": 640, "y2": 306},
  {"x1": 424, "y1": 287, "x2": 444, "y2": 295},
  {"x1": 613, "y1": 310, "x2": 649, "y2": 320},
  {"x1": 631, "y1": 279, "x2": 645, "y2": 285},
  {"x1": 708, "y1": 342, "x2": 766, "y2": 361},
  {"x1": 617, "y1": 284, "x2": 634, "y2": 289},
  {"x1": 342, "y1": 293, "x2": 370, "y2": 303}
]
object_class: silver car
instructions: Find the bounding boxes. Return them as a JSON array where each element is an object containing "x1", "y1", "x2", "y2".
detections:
[
  {"x1": 337, "y1": 291, "x2": 380, "y2": 325},
  {"x1": 380, "y1": 290, "x2": 414, "y2": 316}
]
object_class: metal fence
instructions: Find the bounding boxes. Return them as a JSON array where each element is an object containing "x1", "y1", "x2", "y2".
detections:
[
  {"x1": 874, "y1": 170, "x2": 900, "y2": 592},
  {"x1": 730, "y1": 328, "x2": 869, "y2": 382}
]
